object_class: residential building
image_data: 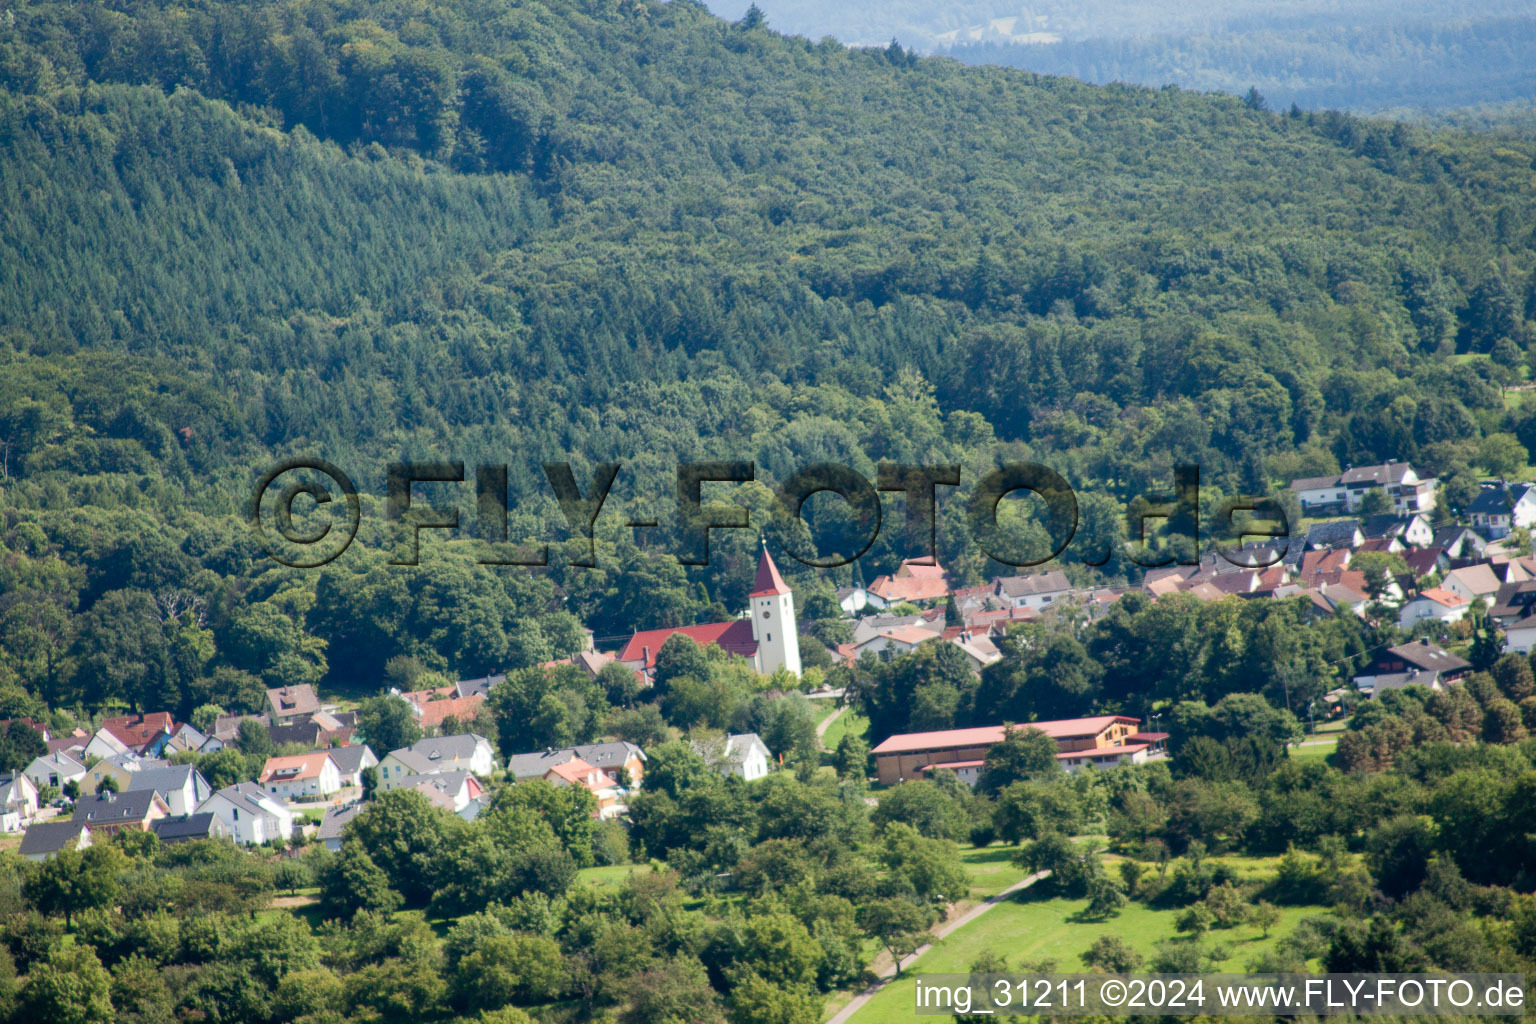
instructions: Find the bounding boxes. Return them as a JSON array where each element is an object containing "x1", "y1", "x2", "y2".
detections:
[
  {"x1": 1397, "y1": 588, "x2": 1471, "y2": 630},
  {"x1": 197, "y1": 783, "x2": 294, "y2": 846},
  {"x1": 85, "y1": 712, "x2": 175, "y2": 760},
  {"x1": 1443, "y1": 562, "x2": 1529, "y2": 605},
  {"x1": 870, "y1": 716, "x2": 1164, "y2": 785},
  {"x1": 151, "y1": 813, "x2": 230, "y2": 844},
  {"x1": 317, "y1": 803, "x2": 363, "y2": 851},
  {"x1": 1289, "y1": 462, "x2": 1436, "y2": 515},
  {"x1": 72, "y1": 790, "x2": 170, "y2": 835},
  {"x1": 993, "y1": 570, "x2": 1073, "y2": 611},
  {"x1": 507, "y1": 741, "x2": 648, "y2": 789},
  {"x1": 1302, "y1": 519, "x2": 1363, "y2": 551},
  {"x1": 78, "y1": 752, "x2": 153, "y2": 797},
  {"x1": 852, "y1": 624, "x2": 941, "y2": 661},
  {"x1": 836, "y1": 586, "x2": 870, "y2": 615},
  {"x1": 23, "y1": 750, "x2": 87, "y2": 792},
  {"x1": 1352, "y1": 639, "x2": 1471, "y2": 694},
  {"x1": 125, "y1": 764, "x2": 212, "y2": 816},
  {"x1": 1467, "y1": 482, "x2": 1536, "y2": 539},
  {"x1": 402, "y1": 770, "x2": 486, "y2": 816},
  {"x1": 326, "y1": 745, "x2": 378, "y2": 788},
  {"x1": 258, "y1": 752, "x2": 342, "y2": 800},
  {"x1": 265, "y1": 684, "x2": 321, "y2": 727},
  {"x1": 866, "y1": 558, "x2": 951, "y2": 608},
  {"x1": 718, "y1": 733, "x2": 773, "y2": 780},
  {"x1": 19, "y1": 821, "x2": 92, "y2": 862},
  {"x1": 1434, "y1": 526, "x2": 1488, "y2": 561},
  {"x1": 1360, "y1": 513, "x2": 1434, "y2": 548},
  {"x1": 538, "y1": 759, "x2": 621, "y2": 818},
  {"x1": 378, "y1": 734, "x2": 496, "y2": 791},
  {"x1": 0, "y1": 774, "x2": 39, "y2": 831}
]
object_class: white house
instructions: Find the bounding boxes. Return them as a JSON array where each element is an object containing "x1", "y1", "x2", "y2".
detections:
[
  {"x1": 0, "y1": 774, "x2": 40, "y2": 832},
  {"x1": 1397, "y1": 588, "x2": 1471, "y2": 630},
  {"x1": 1443, "y1": 562, "x2": 1528, "y2": 606},
  {"x1": 1361, "y1": 513, "x2": 1434, "y2": 549},
  {"x1": 720, "y1": 733, "x2": 772, "y2": 781},
  {"x1": 994, "y1": 570, "x2": 1073, "y2": 610},
  {"x1": 378, "y1": 734, "x2": 496, "y2": 792},
  {"x1": 852, "y1": 625, "x2": 939, "y2": 661},
  {"x1": 326, "y1": 745, "x2": 378, "y2": 788},
  {"x1": 1467, "y1": 483, "x2": 1536, "y2": 539},
  {"x1": 258, "y1": 752, "x2": 342, "y2": 800},
  {"x1": 23, "y1": 751, "x2": 87, "y2": 793},
  {"x1": 1290, "y1": 462, "x2": 1436, "y2": 515},
  {"x1": 197, "y1": 783, "x2": 294, "y2": 846},
  {"x1": 125, "y1": 765, "x2": 213, "y2": 817},
  {"x1": 836, "y1": 586, "x2": 870, "y2": 616},
  {"x1": 18, "y1": 821, "x2": 92, "y2": 862}
]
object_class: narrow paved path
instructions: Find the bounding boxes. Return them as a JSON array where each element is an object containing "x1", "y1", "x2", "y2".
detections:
[
  {"x1": 825, "y1": 870, "x2": 1050, "y2": 1024},
  {"x1": 816, "y1": 705, "x2": 847, "y2": 749}
]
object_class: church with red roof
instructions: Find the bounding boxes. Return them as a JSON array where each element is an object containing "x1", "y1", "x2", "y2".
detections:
[{"x1": 616, "y1": 545, "x2": 801, "y2": 680}]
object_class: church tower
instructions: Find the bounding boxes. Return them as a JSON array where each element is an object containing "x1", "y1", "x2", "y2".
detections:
[{"x1": 749, "y1": 545, "x2": 801, "y2": 677}]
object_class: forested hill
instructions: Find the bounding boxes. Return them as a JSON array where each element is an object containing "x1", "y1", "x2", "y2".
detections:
[{"x1": 2, "y1": 0, "x2": 1536, "y2": 595}]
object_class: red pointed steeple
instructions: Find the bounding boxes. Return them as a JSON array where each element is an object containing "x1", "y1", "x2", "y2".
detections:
[{"x1": 749, "y1": 544, "x2": 791, "y2": 597}]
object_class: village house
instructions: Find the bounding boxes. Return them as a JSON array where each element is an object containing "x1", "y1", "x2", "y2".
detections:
[
  {"x1": 507, "y1": 741, "x2": 648, "y2": 789},
  {"x1": 1303, "y1": 519, "x2": 1364, "y2": 551},
  {"x1": 992, "y1": 570, "x2": 1073, "y2": 611},
  {"x1": 1490, "y1": 580, "x2": 1536, "y2": 653},
  {"x1": 1397, "y1": 588, "x2": 1471, "y2": 630},
  {"x1": 318, "y1": 803, "x2": 363, "y2": 851},
  {"x1": 78, "y1": 752, "x2": 154, "y2": 797},
  {"x1": 151, "y1": 812, "x2": 231, "y2": 844},
  {"x1": 1289, "y1": 461, "x2": 1437, "y2": 515},
  {"x1": 265, "y1": 684, "x2": 322, "y2": 727},
  {"x1": 378, "y1": 734, "x2": 496, "y2": 791},
  {"x1": 72, "y1": 789, "x2": 170, "y2": 835},
  {"x1": 85, "y1": 712, "x2": 175, "y2": 760},
  {"x1": 126, "y1": 764, "x2": 213, "y2": 816},
  {"x1": 1360, "y1": 512, "x2": 1435, "y2": 548},
  {"x1": 530, "y1": 759, "x2": 622, "y2": 818},
  {"x1": 698, "y1": 733, "x2": 773, "y2": 781},
  {"x1": 1443, "y1": 561, "x2": 1530, "y2": 605},
  {"x1": 851, "y1": 624, "x2": 941, "y2": 661},
  {"x1": 1352, "y1": 639, "x2": 1471, "y2": 695},
  {"x1": 1434, "y1": 525, "x2": 1488, "y2": 561},
  {"x1": 866, "y1": 558, "x2": 951, "y2": 608},
  {"x1": 0, "y1": 774, "x2": 40, "y2": 832},
  {"x1": 402, "y1": 770, "x2": 486, "y2": 818},
  {"x1": 197, "y1": 783, "x2": 294, "y2": 846},
  {"x1": 19, "y1": 821, "x2": 92, "y2": 862},
  {"x1": 325, "y1": 744, "x2": 378, "y2": 788},
  {"x1": 258, "y1": 752, "x2": 343, "y2": 800},
  {"x1": 869, "y1": 716, "x2": 1167, "y2": 786},
  {"x1": 23, "y1": 750, "x2": 87, "y2": 793},
  {"x1": 1467, "y1": 482, "x2": 1536, "y2": 539}
]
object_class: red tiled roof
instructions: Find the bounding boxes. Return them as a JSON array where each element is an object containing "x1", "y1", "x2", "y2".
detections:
[
  {"x1": 749, "y1": 547, "x2": 792, "y2": 598},
  {"x1": 870, "y1": 716, "x2": 1139, "y2": 755},
  {"x1": 899, "y1": 559, "x2": 946, "y2": 579},
  {"x1": 414, "y1": 694, "x2": 485, "y2": 730},
  {"x1": 868, "y1": 574, "x2": 951, "y2": 603},
  {"x1": 101, "y1": 713, "x2": 173, "y2": 749},
  {"x1": 617, "y1": 620, "x2": 758, "y2": 669}
]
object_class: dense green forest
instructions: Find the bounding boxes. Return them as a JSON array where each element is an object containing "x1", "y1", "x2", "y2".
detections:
[{"x1": 1, "y1": 0, "x2": 1536, "y2": 703}]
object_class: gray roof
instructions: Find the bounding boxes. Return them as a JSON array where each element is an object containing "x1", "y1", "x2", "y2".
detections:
[
  {"x1": 325, "y1": 745, "x2": 376, "y2": 774},
  {"x1": 18, "y1": 821, "x2": 89, "y2": 857},
  {"x1": 151, "y1": 813, "x2": 224, "y2": 842},
  {"x1": 206, "y1": 782, "x2": 282, "y2": 818},
  {"x1": 317, "y1": 803, "x2": 362, "y2": 842},
  {"x1": 1339, "y1": 462, "x2": 1414, "y2": 487},
  {"x1": 404, "y1": 770, "x2": 474, "y2": 796},
  {"x1": 72, "y1": 789, "x2": 164, "y2": 824},
  {"x1": 0, "y1": 774, "x2": 33, "y2": 802},
  {"x1": 723, "y1": 733, "x2": 770, "y2": 765},
  {"x1": 125, "y1": 765, "x2": 204, "y2": 796},
  {"x1": 1290, "y1": 473, "x2": 1342, "y2": 491},
  {"x1": 1384, "y1": 640, "x2": 1470, "y2": 673},
  {"x1": 506, "y1": 749, "x2": 578, "y2": 780},
  {"x1": 1467, "y1": 484, "x2": 1526, "y2": 516},
  {"x1": 26, "y1": 751, "x2": 87, "y2": 776},
  {"x1": 1360, "y1": 514, "x2": 1418, "y2": 539},
  {"x1": 995, "y1": 571, "x2": 1072, "y2": 598},
  {"x1": 455, "y1": 675, "x2": 504, "y2": 699},
  {"x1": 402, "y1": 734, "x2": 486, "y2": 763},
  {"x1": 1305, "y1": 519, "x2": 1361, "y2": 549},
  {"x1": 563, "y1": 741, "x2": 645, "y2": 771}
]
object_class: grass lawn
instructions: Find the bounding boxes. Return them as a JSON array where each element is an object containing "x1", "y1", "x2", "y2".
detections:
[
  {"x1": 958, "y1": 844, "x2": 1030, "y2": 900},
  {"x1": 1290, "y1": 740, "x2": 1337, "y2": 762},
  {"x1": 577, "y1": 861, "x2": 662, "y2": 888},
  {"x1": 840, "y1": 882, "x2": 1326, "y2": 1023},
  {"x1": 821, "y1": 709, "x2": 867, "y2": 751}
]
